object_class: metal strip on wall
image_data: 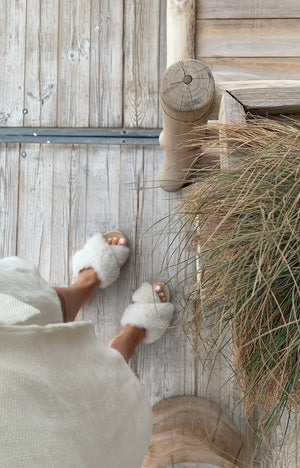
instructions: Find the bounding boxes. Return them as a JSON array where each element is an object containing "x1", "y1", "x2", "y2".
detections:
[{"x1": 0, "y1": 128, "x2": 161, "y2": 145}]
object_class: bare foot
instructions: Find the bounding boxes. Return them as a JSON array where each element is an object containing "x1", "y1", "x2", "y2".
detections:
[{"x1": 76, "y1": 235, "x2": 128, "y2": 285}]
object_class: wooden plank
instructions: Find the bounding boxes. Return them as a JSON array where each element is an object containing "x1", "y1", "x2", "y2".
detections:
[
  {"x1": 158, "y1": 0, "x2": 167, "y2": 127},
  {"x1": 0, "y1": 144, "x2": 20, "y2": 257},
  {"x1": 17, "y1": 144, "x2": 54, "y2": 281},
  {"x1": 219, "y1": 92, "x2": 246, "y2": 125},
  {"x1": 68, "y1": 145, "x2": 87, "y2": 287},
  {"x1": 218, "y1": 93, "x2": 246, "y2": 169},
  {"x1": 23, "y1": 0, "x2": 41, "y2": 126},
  {"x1": 229, "y1": 87, "x2": 300, "y2": 115},
  {"x1": 40, "y1": 0, "x2": 59, "y2": 126},
  {"x1": 90, "y1": 0, "x2": 123, "y2": 127},
  {"x1": 196, "y1": 0, "x2": 300, "y2": 19},
  {"x1": 0, "y1": 0, "x2": 26, "y2": 126},
  {"x1": 82, "y1": 144, "x2": 142, "y2": 342},
  {"x1": 57, "y1": 0, "x2": 91, "y2": 127},
  {"x1": 196, "y1": 19, "x2": 300, "y2": 57},
  {"x1": 200, "y1": 57, "x2": 300, "y2": 82},
  {"x1": 50, "y1": 145, "x2": 71, "y2": 287},
  {"x1": 124, "y1": 0, "x2": 160, "y2": 128},
  {"x1": 133, "y1": 146, "x2": 196, "y2": 404},
  {"x1": 167, "y1": 0, "x2": 195, "y2": 67}
]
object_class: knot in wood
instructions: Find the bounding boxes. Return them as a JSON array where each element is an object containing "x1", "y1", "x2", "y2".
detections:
[
  {"x1": 183, "y1": 74, "x2": 192, "y2": 84},
  {"x1": 160, "y1": 59, "x2": 215, "y2": 122}
]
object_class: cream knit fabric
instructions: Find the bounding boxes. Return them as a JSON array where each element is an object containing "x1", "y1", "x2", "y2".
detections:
[{"x1": 0, "y1": 258, "x2": 153, "y2": 468}]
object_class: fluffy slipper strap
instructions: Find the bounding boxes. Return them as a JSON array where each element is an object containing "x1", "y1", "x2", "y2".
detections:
[
  {"x1": 72, "y1": 233, "x2": 129, "y2": 289},
  {"x1": 121, "y1": 282, "x2": 174, "y2": 344}
]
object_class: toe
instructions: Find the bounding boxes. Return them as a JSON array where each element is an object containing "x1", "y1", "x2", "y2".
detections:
[
  {"x1": 118, "y1": 237, "x2": 128, "y2": 247},
  {"x1": 107, "y1": 238, "x2": 112, "y2": 244},
  {"x1": 112, "y1": 237, "x2": 118, "y2": 245},
  {"x1": 153, "y1": 284, "x2": 167, "y2": 303}
]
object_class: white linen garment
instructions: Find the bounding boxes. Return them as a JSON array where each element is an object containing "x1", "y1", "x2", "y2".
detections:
[{"x1": 0, "y1": 257, "x2": 153, "y2": 468}]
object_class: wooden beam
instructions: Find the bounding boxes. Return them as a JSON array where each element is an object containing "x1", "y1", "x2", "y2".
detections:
[
  {"x1": 228, "y1": 87, "x2": 300, "y2": 115},
  {"x1": 196, "y1": 0, "x2": 300, "y2": 19},
  {"x1": 196, "y1": 19, "x2": 300, "y2": 58},
  {"x1": 167, "y1": 0, "x2": 195, "y2": 67},
  {"x1": 159, "y1": 59, "x2": 215, "y2": 191},
  {"x1": 218, "y1": 92, "x2": 246, "y2": 169}
]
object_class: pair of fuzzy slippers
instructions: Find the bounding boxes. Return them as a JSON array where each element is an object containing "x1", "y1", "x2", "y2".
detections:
[{"x1": 73, "y1": 232, "x2": 174, "y2": 344}]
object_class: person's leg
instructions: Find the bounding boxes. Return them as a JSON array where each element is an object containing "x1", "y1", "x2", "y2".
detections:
[
  {"x1": 108, "y1": 284, "x2": 166, "y2": 362},
  {"x1": 54, "y1": 236, "x2": 127, "y2": 323}
]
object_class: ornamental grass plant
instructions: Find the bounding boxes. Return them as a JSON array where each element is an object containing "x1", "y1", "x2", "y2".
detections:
[{"x1": 175, "y1": 116, "x2": 300, "y2": 442}]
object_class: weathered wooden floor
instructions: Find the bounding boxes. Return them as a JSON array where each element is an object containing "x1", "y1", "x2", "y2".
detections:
[{"x1": 0, "y1": 141, "x2": 259, "y2": 468}]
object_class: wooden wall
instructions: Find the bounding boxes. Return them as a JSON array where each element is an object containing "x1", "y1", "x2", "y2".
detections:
[
  {"x1": 0, "y1": 0, "x2": 166, "y2": 128},
  {"x1": 196, "y1": 0, "x2": 300, "y2": 81}
]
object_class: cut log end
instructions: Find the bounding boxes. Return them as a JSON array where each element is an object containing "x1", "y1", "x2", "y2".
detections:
[{"x1": 160, "y1": 59, "x2": 215, "y2": 122}]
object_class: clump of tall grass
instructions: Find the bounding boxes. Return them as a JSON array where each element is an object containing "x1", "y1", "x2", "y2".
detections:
[{"x1": 177, "y1": 116, "x2": 300, "y2": 440}]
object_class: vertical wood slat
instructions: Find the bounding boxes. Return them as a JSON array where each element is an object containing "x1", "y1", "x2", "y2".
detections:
[
  {"x1": 82, "y1": 145, "x2": 142, "y2": 341},
  {"x1": 0, "y1": 144, "x2": 20, "y2": 257},
  {"x1": 133, "y1": 146, "x2": 196, "y2": 403},
  {"x1": 124, "y1": 0, "x2": 161, "y2": 128},
  {"x1": 40, "y1": 0, "x2": 59, "y2": 126},
  {"x1": 50, "y1": 145, "x2": 71, "y2": 287},
  {"x1": 90, "y1": 0, "x2": 123, "y2": 127},
  {"x1": 158, "y1": 0, "x2": 167, "y2": 128},
  {"x1": 57, "y1": 0, "x2": 91, "y2": 127},
  {"x1": 23, "y1": 0, "x2": 41, "y2": 126},
  {"x1": 17, "y1": 144, "x2": 54, "y2": 281},
  {"x1": 0, "y1": 0, "x2": 26, "y2": 126}
]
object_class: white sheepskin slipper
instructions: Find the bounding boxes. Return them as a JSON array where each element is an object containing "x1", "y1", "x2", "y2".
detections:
[
  {"x1": 72, "y1": 232, "x2": 130, "y2": 289},
  {"x1": 121, "y1": 282, "x2": 174, "y2": 344}
]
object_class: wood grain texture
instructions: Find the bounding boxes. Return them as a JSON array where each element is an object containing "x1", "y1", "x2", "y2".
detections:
[
  {"x1": 0, "y1": 0, "x2": 26, "y2": 126},
  {"x1": 0, "y1": 144, "x2": 20, "y2": 257},
  {"x1": 17, "y1": 144, "x2": 54, "y2": 280},
  {"x1": 229, "y1": 87, "x2": 300, "y2": 115},
  {"x1": 1, "y1": 142, "x2": 297, "y2": 465},
  {"x1": 40, "y1": 0, "x2": 59, "y2": 126},
  {"x1": 90, "y1": 0, "x2": 123, "y2": 127},
  {"x1": 200, "y1": 57, "x2": 300, "y2": 82},
  {"x1": 131, "y1": 146, "x2": 196, "y2": 402},
  {"x1": 143, "y1": 396, "x2": 242, "y2": 468},
  {"x1": 159, "y1": 0, "x2": 167, "y2": 127},
  {"x1": 167, "y1": 0, "x2": 195, "y2": 67},
  {"x1": 57, "y1": 0, "x2": 91, "y2": 126},
  {"x1": 124, "y1": 0, "x2": 161, "y2": 128},
  {"x1": 23, "y1": 0, "x2": 41, "y2": 127},
  {"x1": 196, "y1": 0, "x2": 300, "y2": 19},
  {"x1": 50, "y1": 144, "x2": 71, "y2": 287},
  {"x1": 196, "y1": 19, "x2": 300, "y2": 58}
]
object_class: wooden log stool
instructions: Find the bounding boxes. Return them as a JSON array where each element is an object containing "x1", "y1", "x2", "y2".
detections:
[
  {"x1": 159, "y1": 59, "x2": 215, "y2": 191},
  {"x1": 142, "y1": 396, "x2": 242, "y2": 468}
]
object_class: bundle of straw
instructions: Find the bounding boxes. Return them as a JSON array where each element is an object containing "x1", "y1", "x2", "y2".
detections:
[{"x1": 179, "y1": 116, "x2": 300, "y2": 437}]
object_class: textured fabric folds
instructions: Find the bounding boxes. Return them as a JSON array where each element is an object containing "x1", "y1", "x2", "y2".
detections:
[{"x1": 0, "y1": 257, "x2": 153, "y2": 467}]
